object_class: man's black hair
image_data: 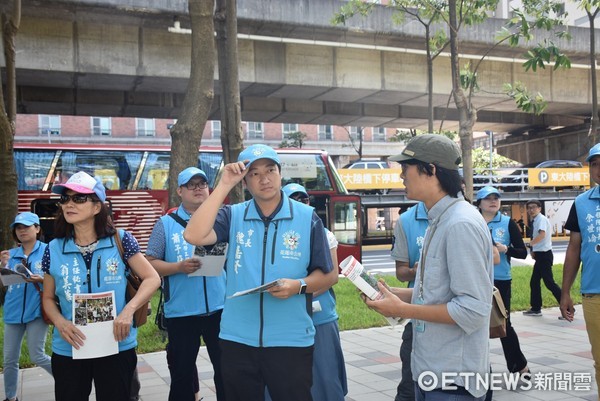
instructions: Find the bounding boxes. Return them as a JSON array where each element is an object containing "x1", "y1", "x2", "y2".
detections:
[{"x1": 403, "y1": 159, "x2": 462, "y2": 198}]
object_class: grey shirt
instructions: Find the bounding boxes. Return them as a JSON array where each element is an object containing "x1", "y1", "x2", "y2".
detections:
[
  {"x1": 411, "y1": 195, "x2": 494, "y2": 398},
  {"x1": 531, "y1": 213, "x2": 552, "y2": 252}
]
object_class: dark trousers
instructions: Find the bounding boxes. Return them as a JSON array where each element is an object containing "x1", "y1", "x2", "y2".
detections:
[
  {"x1": 530, "y1": 250, "x2": 561, "y2": 311},
  {"x1": 166, "y1": 310, "x2": 224, "y2": 401},
  {"x1": 52, "y1": 348, "x2": 137, "y2": 401},
  {"x1": 395, "y1": 322, "x2": 415, "y2": 401},
  {"x1": 220, "y1": 339, "x2": 313, "y2": 401},
  {"x1": 495, "y1": 279, "x2": 528, "y2": 372}
]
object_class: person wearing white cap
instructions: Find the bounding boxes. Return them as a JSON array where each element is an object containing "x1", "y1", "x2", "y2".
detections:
[
  {"x1": 184, "y1": 144, "x2": 335, "y2": 401},
  {"x1": 561, "y1": 143, "x2": 600, "y2": 400},
  {"x1": 146, "y1": 167, "x2": 226, "y2": 401},
  {"x1": 40, "y1": 171, "x2": 161, "y2": 401},
  {"x1": 475, "y1": 187, "x2": 530, "y2": 378},
  {"x1": 1, "y1": 212, "x2": 52, "y2": 401}
]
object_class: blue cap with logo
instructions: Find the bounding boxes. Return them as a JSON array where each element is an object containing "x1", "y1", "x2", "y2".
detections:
[
  {"x1": 283, "y1": 183, "x2": 308, "y2": 198},
  {"x1": 586, "y1": 143, "x2": 600, "y2": 162},
  {"x1": 476, "y1": 186, "x2": 502, "y2": 201},
  {"x1": 11, "y1": 212, "x2": 40, "y2": 228},
  {"x1": 238, "y1": 144, "x2": 280, "y2": 169},
  {"x1": 178, "y1": 167, "x2": 208, "y2": 187}
]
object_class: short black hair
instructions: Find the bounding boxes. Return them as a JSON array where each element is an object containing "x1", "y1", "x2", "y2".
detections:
[
  {"x1": 526, "y1": 199, "x2": 542, "y2": 208},
  {"x1": 402, "y1": 159, "x2": 462, "y2": 198}
]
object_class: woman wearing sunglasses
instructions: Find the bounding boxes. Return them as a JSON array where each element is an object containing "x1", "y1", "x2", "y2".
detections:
[
  {"x1": 0, "y1": 212, "x2": 52, "y2": 401},
  {"x1": 41, "y1": 171, "x2": 160, "y2": 401}
]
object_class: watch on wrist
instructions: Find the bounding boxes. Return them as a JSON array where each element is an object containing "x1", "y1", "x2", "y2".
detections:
[{"x1": 298, "y1": 278, "x2": 307, "y2": 295}]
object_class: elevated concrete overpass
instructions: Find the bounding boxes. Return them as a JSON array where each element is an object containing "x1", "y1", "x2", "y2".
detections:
[{"x1": 1, "y1": 0, "x2": 598, "y2": 159}]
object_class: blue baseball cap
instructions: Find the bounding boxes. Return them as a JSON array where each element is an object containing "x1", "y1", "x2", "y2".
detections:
[
  {"x1": 238, "y1": 144, "x2": 280, "y2": 169},
  {"x1": 586, "y1": 143, "x2": 600, "y2": 162},
  {"x1": 11, "y1": 212, "x2": 40, "y2": 228},
  {"x1": 283, "y1": 183, "x2": 308, "y2": 198},
  {"x1": 476, "y1": 186, "x2": 502, "y2": 200},
  {"x1": 177, "y1": 167, "x2": 208, "y2": 187},
  {"x1": 52, "y1": 171, "x2": 107, "y2": 202}
]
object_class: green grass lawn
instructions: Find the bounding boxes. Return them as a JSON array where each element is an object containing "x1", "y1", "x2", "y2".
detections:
[{"x1": 0, "y1": 264, "x2": 581, "y2": 370}]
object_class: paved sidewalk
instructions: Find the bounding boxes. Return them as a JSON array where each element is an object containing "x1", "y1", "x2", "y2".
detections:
[{"x1": 2, "y1": 305, "x2": 597, "y2": 401}]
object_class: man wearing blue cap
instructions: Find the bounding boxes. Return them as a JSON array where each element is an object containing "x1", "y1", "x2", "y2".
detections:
[
  {"x1": 184, "y1": 144, "x2": 334, "y2": 401},
  {"x1": 561, "y1": 143, "x2": 600, "y2": 400},
  {"x1": 146, "y1": 167, "x2": 226, "y2": 401}
]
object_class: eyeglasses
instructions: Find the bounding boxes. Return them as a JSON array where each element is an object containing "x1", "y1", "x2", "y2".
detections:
[
  {"x1": 58, "y1": 194, "x2": 93, "y2": 205},
  {"x1": 183, "y1": 181, "x2": 208, "y2": 190},
  {"x1": 291, "y1": 196, "x2": 310, "y2": 204}
]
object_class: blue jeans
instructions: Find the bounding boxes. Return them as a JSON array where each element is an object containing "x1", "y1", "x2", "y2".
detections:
[{"x1": 3, "y1": 318, "x2": 52, "y2": 399}]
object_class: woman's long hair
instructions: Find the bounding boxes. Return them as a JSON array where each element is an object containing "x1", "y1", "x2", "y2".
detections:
[{"x1": 53, "y1": 195, "x2": 116, "y2": 239}]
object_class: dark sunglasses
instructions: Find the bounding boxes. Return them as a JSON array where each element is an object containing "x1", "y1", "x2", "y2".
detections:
[
  {"x1": 291, "y1": 196, "x2": 310, "y2": 204},
  {"x1": 58, "y1": 194, "x2": 93, "y2": 205}
]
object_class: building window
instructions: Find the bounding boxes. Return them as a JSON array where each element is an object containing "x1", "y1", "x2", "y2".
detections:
[
  {"x1": 91, "y1": 117, "x2": 112, "y2": 136},
  {"x1": 39, "y1": 115, "x2": 61, "y2": 136},
  {"x1": 212, "y1": 121, "x2": 221, "y2": 139},
  {"x1": 373, "y1": 127, "x2": 386, "y2": 142},
  {"x1": 348, "y1": 126, "x2": 361, "y2": 141},
  {"x1": 282, "y1": 123, "x2": 298, "y2": 139},
  {"x1": 136, "y1": 118, "x2": 155, "y2": 137},
  {"x1": 318, "y1": 125, "x2": 333, "y2": 141},
  {"x1": 247, "y1": 122, "x2": 264, "y2": 139}
]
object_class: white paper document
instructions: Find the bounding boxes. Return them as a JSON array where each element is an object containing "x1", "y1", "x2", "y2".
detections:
[
  {"x1": 0, "y1": 264, "x2": 32, "y2": 286},
  {"x1": 188, "y1": 243, "x2": 229, "y2": 277},
  {"x1": 72, "y1": 291, "x2": 119, "y2": 359},
  {"x1": 229, "y1": 279, "x2": 283, "y2": 298}
]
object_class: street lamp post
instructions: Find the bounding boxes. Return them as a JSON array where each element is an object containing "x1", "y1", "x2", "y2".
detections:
[{"x1": 485, "y1": 130, "x2": 494, "y2": 184}]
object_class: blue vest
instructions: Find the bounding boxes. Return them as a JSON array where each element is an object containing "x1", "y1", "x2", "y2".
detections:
[
  {"x1": 221, "y1": 197, "x2": 315, "y2": 347},
  {"x1": 47, "y1": 232, "x2": 136, "y2": 356},
  {"x1": 161, "y1": 206, "x2": 226, "y2": 318},
  {"x1": 399, "y1": 203, "x2": 429, "y2": 288},
  {"x1": 575, "y1": 187, "x2": 600, "y2": 294},
  {"x1": 3, "y1": 241, "x2": 47, "y2": 324},
  {"x1": 487, "y1": 212, "x2": 511, "y2": 280}
]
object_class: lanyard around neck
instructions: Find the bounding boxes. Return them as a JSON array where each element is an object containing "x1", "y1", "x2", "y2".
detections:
[{"x1": 418, "y1": 199, "x2": 462, "y2": 299}]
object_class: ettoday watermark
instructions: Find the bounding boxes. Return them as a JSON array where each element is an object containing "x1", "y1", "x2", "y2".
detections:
[{"x1": 417, "y1": 371, "x2": 593, "y2": 392}]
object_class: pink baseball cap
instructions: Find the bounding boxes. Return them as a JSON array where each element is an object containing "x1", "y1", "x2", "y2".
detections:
[{"x1": 52, "y1": 171, "x2": 107, "y2": 202}]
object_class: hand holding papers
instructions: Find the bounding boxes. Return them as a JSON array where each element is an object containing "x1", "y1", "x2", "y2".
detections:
[
  {"x1": 72, "y1": 291, "x2": 119, "y2": 359},
  {"x1": 340, "y1": 255, "x2": 406, "y2": 327},
  {"x1": 228, "y1": 279, "x2": 283, "y2": 298},
  {"x1": 0, "y1": 263, "x2": 33, "y2": 286},
  {"x1": 188, "y1": 243, "x2": 228, "y2": 277}
]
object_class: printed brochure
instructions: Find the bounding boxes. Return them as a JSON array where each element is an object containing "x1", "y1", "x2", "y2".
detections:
[{"x1": 72, "y1": 291, "x2": 119, "y2": 359}]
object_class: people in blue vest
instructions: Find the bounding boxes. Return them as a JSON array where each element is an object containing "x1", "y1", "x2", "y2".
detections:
[
  {"x1": 41, "y1": 171, "x2": 160, "y2": 401},
  {"x1": 146, "y1": 167, "x2": 227, "y2": 401},
  {"x1": 183, "y1": 144, "x2": 334, "y2": 401},
  {"x1": 561, "y1": 143, "x2": 600, "y2": 400},
  {"x1": 476, "y1": 186, "x2": 529, "y2": 376},
  {"x1": 392, "y1": 202, "x2": 428, "y2": 401},
  {"x1": 281, "y1": 183, "x2": 347, "y2": 401},
  {"x1": 1, "y1": 212, "x2": 52, "y2": 401}
]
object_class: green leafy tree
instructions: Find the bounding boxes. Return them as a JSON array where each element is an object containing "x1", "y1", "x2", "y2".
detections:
[
  {"x1": 334, "y1": 0, "x2": 571, "y2": 199},
  {"x1": 279, "y1": 131, "x2": 308, "y2": 149}
]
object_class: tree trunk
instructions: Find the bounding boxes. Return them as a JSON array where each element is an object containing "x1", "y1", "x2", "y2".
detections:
[
  {"x1": 168, "y1": 0, "x2": 215, "y2": 207},
  {"x1": 215, "y1": 0, "x2": 244, "y2": 204},
  {"x1": 425, "y1": 25, "x2": 434, "y2": 134},
  {"x1": 0, "y1": 2, "x2": 21, "y2": 249},
  {"x1": 448, "y1": 0, "x2": 476, "y2": 200},
  {"x1": 589, "y1": 9, "x2": 599, "y2": 148}
]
